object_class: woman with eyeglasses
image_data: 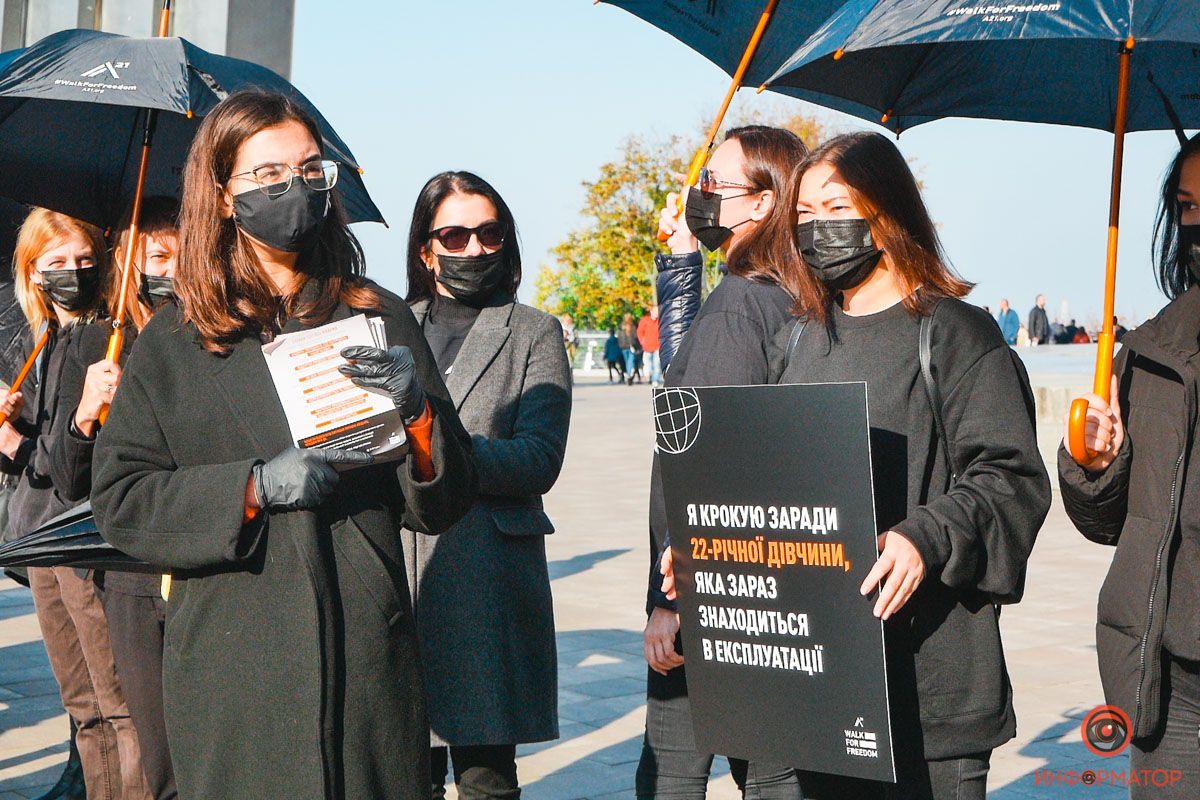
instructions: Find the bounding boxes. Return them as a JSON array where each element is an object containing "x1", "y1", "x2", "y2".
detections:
[
  {"x1": 1, "y1": 208, "x2": 153, "y2": 800},
  {"x1": 639, "y1": 125, "x2": 810, "y2": 800},
  {"x1": 89, "y1": 90, "x2": 477, "y2": 800},
  {"x1": 404, "y1": 171, "x2": 571, "y2": 800}
]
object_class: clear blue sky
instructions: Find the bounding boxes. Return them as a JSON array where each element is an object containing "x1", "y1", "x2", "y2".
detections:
[{"x1": 291, "y1": 0, "x2": 1187, "y2": 328}]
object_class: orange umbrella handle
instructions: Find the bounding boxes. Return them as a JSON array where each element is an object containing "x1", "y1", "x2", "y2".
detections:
[
  {"x1": 658, "y1": 0, "x2": 780, "y2": 242},
  {"x1": 1066, "y1": 38, "x2": 1133, "y2": 465},
  {"x1": 0, "y1": 330, "x2": 50, "y2": 428}
]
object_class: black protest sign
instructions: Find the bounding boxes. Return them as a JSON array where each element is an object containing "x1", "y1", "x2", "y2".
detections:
[{"x1": 654, "y1": 383, "x2": 895, "y2": 783}]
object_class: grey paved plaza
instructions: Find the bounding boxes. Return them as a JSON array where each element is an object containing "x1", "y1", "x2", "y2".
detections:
[{"x1": 0, "y1": 353, "x2": 1136, "y2": 798}]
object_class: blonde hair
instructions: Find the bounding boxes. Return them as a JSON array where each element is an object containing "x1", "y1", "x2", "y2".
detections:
[{"x1": 12, "y1": 209, "x2": 109, "y2": 332}]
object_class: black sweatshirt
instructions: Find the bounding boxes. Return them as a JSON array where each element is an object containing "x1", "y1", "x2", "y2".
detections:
[
  {"x1": 777, "y1": 296, "x2": 1051, "y2": 760},
  {"x1": 422, "y1": 295, "x2": 482, "y2": 378},
  {"x1": 646, "y1": 273, "x2": 794, "y2": 614}
]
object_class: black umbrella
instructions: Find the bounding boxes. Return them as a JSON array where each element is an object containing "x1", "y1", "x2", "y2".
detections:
[{"x1": 0, "y1": 502, "x2": 159, "y2": 573}]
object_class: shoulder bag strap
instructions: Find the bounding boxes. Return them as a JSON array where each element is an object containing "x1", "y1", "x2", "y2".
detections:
[
  {"x1": 919, "y1": 306, "x2": 959, "y2": 483},
  {"x1": 784, "y1": 318, "x2": 808, "y2": 367}
]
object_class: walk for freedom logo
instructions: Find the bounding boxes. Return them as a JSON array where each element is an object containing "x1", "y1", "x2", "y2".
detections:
[{"x1": 53, "y1": 60, "x2": 137, "y2": 94}]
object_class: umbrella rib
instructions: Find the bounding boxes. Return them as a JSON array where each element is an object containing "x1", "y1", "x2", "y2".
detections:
[{"x1": 884, "y1": 42, "x2": 940, "y2": 130}]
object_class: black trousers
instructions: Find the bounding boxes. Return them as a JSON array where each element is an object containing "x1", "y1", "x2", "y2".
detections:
[
  {"x1": 1130, "y1": 650, "x2": 1200, "y2": 800},
  {"x1": 636, "y1": 666, "x2": 803, "y2": 800},
  {"x1": 430, "y1": 744, "x2": 519, "y2": 800},
  {"x1": 98, "y1": 584, "x2": 177, "y2": 800}
]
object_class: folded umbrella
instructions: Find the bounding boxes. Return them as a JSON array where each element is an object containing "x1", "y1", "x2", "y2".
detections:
[{"x1": 0, "y1": 502, "x2": 159, "y2": 573}]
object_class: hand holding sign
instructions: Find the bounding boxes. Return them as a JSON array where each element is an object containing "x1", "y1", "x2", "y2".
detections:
[{"x1": 860, "y1": 532, "x2": 925, "y2": 621}]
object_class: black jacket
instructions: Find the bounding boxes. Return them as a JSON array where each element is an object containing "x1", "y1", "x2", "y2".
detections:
[
  {"x1": 1058, "y1": 285, "x2": 1200, "y2": 740},
  {"x1": 655, "y1": 251, "x2": 704, "y2": 372},
  {"x1": 647, "y1": 273, "x2": 794, "y2": 614},
  {"x1": 4, "y1": 319, "x2": 109, "y2": 540},
  {"x1": 91, "y1": 286, "x2": 477, "y2": 800},
  {"x1": 777, "y1": 299, "x2": 1050, "y2": 760},
  {"x1": 1028, "y1": 305, "x2": 1050, "y2": 344}
]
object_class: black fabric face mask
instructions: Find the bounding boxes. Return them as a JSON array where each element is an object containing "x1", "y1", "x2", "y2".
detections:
[
  {"x1": 138, "y1": 273, "x2": 175, "y2": 308},
  {"x1": 684, "y1": 187, "x2": 751, "y2": 252},
  {"x1": 435, "y1": 251, "x2": 508, "y2": 307},
  {"x1": 1180, "y1": 224, "x2": 1200, "y2": 284},
  {"x1": 39, "y1": 266, "x2": 101, "y2": 312},
  {"x1": 795, "y1": 219, "x2": 883, "y2": 292},
  {"x1": 232, "y1": 182, "x2": 330, "y2": 253}
]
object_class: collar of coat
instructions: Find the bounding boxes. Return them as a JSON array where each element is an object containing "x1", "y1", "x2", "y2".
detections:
[
  {"x1": 1121, "y1": 284, "x2": 1200, "y2": 376},
  {"x1": 409, "y1": 295, "x2": 516, "y2": 410}
]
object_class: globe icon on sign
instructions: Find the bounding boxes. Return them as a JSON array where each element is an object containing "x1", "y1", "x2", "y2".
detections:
[{"x1": 654, "y1": 388, "x2": 702, "y2": 455}]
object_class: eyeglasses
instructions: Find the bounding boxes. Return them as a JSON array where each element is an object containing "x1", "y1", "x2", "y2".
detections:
[
  {"x1": 428, "y1": 222, "x2": 506, "y2": 252},
  {"x1": 229, "y1": 159, "x2": 339, "y2": 197},
  {"x1": 698, "y1": 167, "x2": 755, "y2": 196}
]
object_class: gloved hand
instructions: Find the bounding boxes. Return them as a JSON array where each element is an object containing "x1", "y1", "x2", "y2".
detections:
[
  {"x1": 339, "y1": 345, "x2": 427, "y2": 422},
  {"x1": 251, "y1": 446, "x2": 374, "y2": 512}
]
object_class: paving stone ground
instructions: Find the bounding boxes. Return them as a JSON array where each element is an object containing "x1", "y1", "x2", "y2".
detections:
[{"x1": 0, "y1": 364, "x2": 1134, "y2": 799}]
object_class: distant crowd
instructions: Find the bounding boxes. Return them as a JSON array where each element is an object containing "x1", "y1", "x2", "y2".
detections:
[{"x1": 986, "y1": 294, "x2": 1130, "y2": 347}]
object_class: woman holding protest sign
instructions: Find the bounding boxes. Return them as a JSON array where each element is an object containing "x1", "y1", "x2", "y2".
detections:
[
  {"x1": 640, "y1": 124, "x2": 809, "y2": 800},
  {"x1": 1059, "y1": 132, "x2": 1200, "y2": 799},
  {"x1": 767, "y1": 131, "x2": 1051, "y2": 799},
  {"x1": 89, "y1": 89, "x2": 476, "y2": 800},
  {"x1": 404, "y1": 170, "x2": 571, "y2": 799},
  {"x1": 1, "y1": 208, "x2": 152, "y2": 799}
]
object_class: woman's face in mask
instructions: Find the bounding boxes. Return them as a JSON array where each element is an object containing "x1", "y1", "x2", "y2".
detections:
[
  {"x1": 795, "y1": 162, "x2": 863, "y2": 222},
  {"x1": 704, "y1": 139, "x2": 771, "y2": 248},
  {"x1": 140, "y1": 232, "x2": 179, "y2": 278},
  {"x1": 422, "y1": 192, "x2": 502, "y2": 298},
  {"x1": 31, "y1": 233, "x2": 95, "y2": 283},
  {"x1": 1178, "y1": 152, "x2": 1200, "y2": 228}
]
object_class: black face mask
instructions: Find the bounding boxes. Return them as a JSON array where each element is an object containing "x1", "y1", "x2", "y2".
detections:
[
  {"x1": 684, "y1": 187, "x2": 752, "y2": 252},
  {"x1": 1181, "y1": 224, "x2": 1200, "y2": 284},
  {"x1": 435, "y1": 251, "x2": 508, "y2": 307},
  {"x1": 40, "y1": 266, "x2": 101, "y2": 312},
  {"x1": 138, "y1": 273, "x2": 175, "y2": 308},
  {"x1": 795, "y1": 219, "x2": 883, "y2": 292},
  {"x1": 232, "y1": 182, "x2": 330, "y2": 253}
]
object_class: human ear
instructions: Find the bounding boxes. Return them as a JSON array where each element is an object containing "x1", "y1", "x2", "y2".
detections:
[{"x1": 750, "y1": 190, "x2": 775, "y2": 222}]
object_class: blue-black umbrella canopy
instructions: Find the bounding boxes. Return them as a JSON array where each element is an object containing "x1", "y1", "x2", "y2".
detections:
[
  {"x1": 763, "y1": 0, "x2": 1200, "y2": 133},
  {"x1": 0, "y1": 28, "x2": 384, "y2": 228}
]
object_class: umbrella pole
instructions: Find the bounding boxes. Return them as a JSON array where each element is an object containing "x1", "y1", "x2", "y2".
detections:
[
  {"x1": 0, "y1": 329, "x2": 50, "y2": 427},
  {"x1": 1068, "y1": 37, "x2": 1134, "y2": 464},
  {"x1": 97, "y1": 0, "x2": 171, "y2": 425},
  {"x1": 659, "y1": 0, "x2": 780, "y2": 241}
]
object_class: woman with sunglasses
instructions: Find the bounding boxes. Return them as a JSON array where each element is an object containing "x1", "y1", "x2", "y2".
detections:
[
  {"x1": 639, "y1": 125, "x2": 810, "y2": 800},
  {"x1": 89, "y1": 90, "x2": 477, "y2": 800},
  {"x1": 404, "y1": 170, "x2": 571, "y2": 799}
]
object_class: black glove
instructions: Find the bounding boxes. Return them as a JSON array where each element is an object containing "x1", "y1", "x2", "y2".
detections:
[
  {"x1": 339, "y1": 345, "x2": 427, "y2": 422},
  {"x1": 251, "y1": 446, "x2": 374, "y2": 512}
]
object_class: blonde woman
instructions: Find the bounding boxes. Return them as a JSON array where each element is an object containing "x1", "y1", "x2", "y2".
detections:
[{"x1": 1, "y1": 208, "x2": 150, "y2": 800}]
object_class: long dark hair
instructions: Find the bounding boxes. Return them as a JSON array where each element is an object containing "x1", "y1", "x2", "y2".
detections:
[
  {"x1": 1153, "y1": 132, "x2": 1200, "y2": 300},
  {"x1": 722, "y1": 125, "x2": 809, "y2": 300},
  {"x1": 787, "y1": 132, "x2": 972, "y2": 325},
  {"x1": 405, "y1": 171, "x2": 521, "y2": 303},
  {"x1": 177, "y1": 89, "x2": 378, "y2": 355}
]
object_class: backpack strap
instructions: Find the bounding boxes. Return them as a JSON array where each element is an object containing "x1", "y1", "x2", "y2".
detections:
[
  {"x1": 784, "y1": 318, "x2": 808, "y2": 367},
  {"x1": 919, "y1": 305, "x2": 959, "y2": 483}
]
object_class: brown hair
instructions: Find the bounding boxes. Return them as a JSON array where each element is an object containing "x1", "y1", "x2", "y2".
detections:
[
  {"x1": 12, "y1": 208, "x2": 109, "y2": 332},
  {"x1": 721, "y1": 125, "x2": 809, "y2": 299},
  {"x1": 787, "y1": 132, "x2": 972, "y2": 325},
  {"x1": 176, "y1": 90, "x2": 378, "y2": 354},
  {"x1": 112, "y1": 195, "x2": 179, "y2": 330}
]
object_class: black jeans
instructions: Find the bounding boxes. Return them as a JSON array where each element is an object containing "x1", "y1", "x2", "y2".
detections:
[
  {"x1": 636, "y1": 667, "x2": 803, "y2": 799},
  {"x1": 430, "y1": 744, "x2": 519, "y2": 800},
  {"x1": 796, "y1": 751, "x2": 990, "y2": 800},
  {"x1": 1130, "y1": 651, "x2": 1200, "y2": 800}
]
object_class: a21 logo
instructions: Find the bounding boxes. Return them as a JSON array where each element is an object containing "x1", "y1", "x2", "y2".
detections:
[{"x1": 81, "y1": 61, "x2": 130, "y2": 80}]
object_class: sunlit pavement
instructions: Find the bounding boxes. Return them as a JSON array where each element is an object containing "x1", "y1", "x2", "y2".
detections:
[{"x1": 0, "y1": 353, "x2": 1134, "y2": 798}]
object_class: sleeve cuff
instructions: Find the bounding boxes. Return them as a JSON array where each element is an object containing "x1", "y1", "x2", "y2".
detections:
[
  {"x1": 654, "y1": 251, "x2": 703, "y2": 272},
  {"x1": 1056, "y1": 437, "x2": 1131, "y2": 496},
  {"x1": 892, "y1": 513, "x2": 951, "y2": 574}
]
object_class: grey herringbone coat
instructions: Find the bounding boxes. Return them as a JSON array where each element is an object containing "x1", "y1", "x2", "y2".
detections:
[{"x1": 407, "y1": 297, "x2": 571, "y2": 746}]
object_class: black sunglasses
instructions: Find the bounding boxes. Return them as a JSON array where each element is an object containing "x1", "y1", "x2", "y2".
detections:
[{"x1": 428, "y1": 221, "x2": 506, "y2": 252}]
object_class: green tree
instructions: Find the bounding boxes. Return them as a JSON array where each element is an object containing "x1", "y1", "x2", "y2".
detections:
[{"x1": 536, "y1": 106, "x2": 826, "y2": 329}]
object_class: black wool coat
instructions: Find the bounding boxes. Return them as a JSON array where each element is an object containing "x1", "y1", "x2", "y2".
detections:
[{"x1": 90, "y1": 286, "x2": 477, "y2": 800}]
